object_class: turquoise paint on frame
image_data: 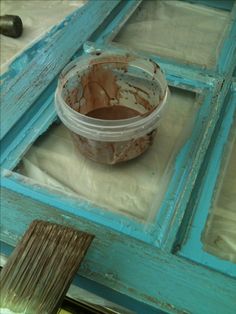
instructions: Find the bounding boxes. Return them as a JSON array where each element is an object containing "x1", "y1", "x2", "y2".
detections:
[
  {"x1": 179, "y1": 87, "x2": 236, "y2": 277},
  {"x1": 0, "y1": 242, "x2": 164, "y2": 314},
  {"x1": 1, "y1": 187, "x2": 236, "y2": 314},
  {"x1": 1, "y1": 0, "x2": 236, "y2": 313},
  {"x1": 0, "y1": 0, "x2": 121, "y2": 140}
]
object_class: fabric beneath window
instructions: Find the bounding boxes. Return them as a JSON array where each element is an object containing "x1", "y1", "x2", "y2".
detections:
[
  {"x1": 19, "y1": 88, "x2": 198, "y2": 221},
  {"x1": 203, "y1": 120, "x2": 236, "y2": 263},
  {"x1": 0, "y1": 0, "x2": 86, "y2": 73},
  {"x1": 115, "y1": 0, "x2": 229, "y2": 68}
]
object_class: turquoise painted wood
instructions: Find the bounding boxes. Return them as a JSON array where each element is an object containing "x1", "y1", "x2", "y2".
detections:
[
  {"x1": 1, "y1": 187, "x2": 236, "y2": 314},
  {"x1": 217, "y1": 3, "x2": 236, "y2": 74},
  {"x1": 1, "y1": 42, "x2": 232, "y2": 250},
  {"x1": 0, "y1": 242, "x2": 162, "y2": 314},
  {"x1": 0, "y1": 0, "x2": 121, "y2": 140},
  {"x1": 177, "y1": 84, "x2": 236, "y2": 277},
  {"x1": 0, "y1": 70, "x2": 223, "y2": 248},
  {"x1": 105, "y1": 1, "x2": 236, "y2": 76},
  {"x1": 1, "y1": 1, "x2": 236, "y2": 313}
]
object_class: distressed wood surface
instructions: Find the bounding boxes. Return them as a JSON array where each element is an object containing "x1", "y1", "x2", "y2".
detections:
[
  {"x1": 1, "y1": 43, "x2": 224, "y2": 252},
  {"x1": 1, "y1": 1, "x2": 236, "y2": 313},
  {"x1": 0, "y1": 0, "x2": 120, "y2": 140},
  {"x1": 0, "y1": 250, "x2": 164, "y2": 314},
  {"x1": 1, "y1": 1, "x2": 141, "y2": 171},
  {"x1": 1, "y1": 15, "x2": 235, "y2": 255},
  {"x1": 1, "y1": 187, "x2": 236, "y2": 314},
  {"x1": 1, "y1": 169, "x2": 153, "y2": 244},
  {"x1": 3, "y1": 40, "x2": 232, "y2": 254},
  {"x1": 83, "y1": 41, "x2": 216, "y2": 89},
  {"x1": 94, "y1": 0, "x2": 142, "y2": 44},
  {"x1": 0, "y1": 81, "x2": 57, "y2": 169},
  {"x1": 156, "y1": 77, "x2": 233, "y2": 251},
  {"x1": 178, "y1": 86, "x2": 236, "y2": 277}
]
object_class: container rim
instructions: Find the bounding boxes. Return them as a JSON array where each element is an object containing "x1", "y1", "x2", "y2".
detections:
[{"x1": 55, "y1": 53, "x2": 168, "y2": 141}]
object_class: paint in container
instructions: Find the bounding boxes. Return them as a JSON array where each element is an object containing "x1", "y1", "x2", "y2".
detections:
[{"x1": 55, "y1": 52, "x2": 168, "y2": 164}]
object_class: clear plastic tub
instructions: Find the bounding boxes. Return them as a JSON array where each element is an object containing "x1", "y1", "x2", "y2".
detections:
[{"x1": 55, "y1": 52, "x2": 168, "y2": 164}]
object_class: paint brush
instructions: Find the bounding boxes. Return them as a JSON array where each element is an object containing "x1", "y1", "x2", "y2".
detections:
[{"x1": 0, "y1": 220, "x2": 94, "y2": 314}]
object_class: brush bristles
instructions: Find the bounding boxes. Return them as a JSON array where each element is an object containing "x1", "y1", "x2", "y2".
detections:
[{"x1": 0, "y1": 220, "x2": 94, "y2": 314}]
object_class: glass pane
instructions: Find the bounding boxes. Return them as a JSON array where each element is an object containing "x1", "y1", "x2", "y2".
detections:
[
  {"x1": 203, "y1": 117, "x2": 236, "y2": 263},
  {"x1": 17, "y1": 87, "x2": 199, "y2": 221},
  {"x1": 0, "y1": 0, "x2": 85, "y2": 73},
  {"x1": 114, "y1": 0, "x2": 230, "y2": 68}
]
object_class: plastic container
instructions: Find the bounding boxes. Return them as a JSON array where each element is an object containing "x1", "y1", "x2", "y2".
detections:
[{"x1": 55, "y1": 52, "x2": 168, "y2": 164}]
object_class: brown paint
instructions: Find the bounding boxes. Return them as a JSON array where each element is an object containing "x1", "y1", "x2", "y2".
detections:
[
  {"x1": 80, "y1": 64, "x2": 119, "y2": 114},
  {"x1": 89, "y1": 55, "x2": 133, "y2": 67},
  {"x1": 67, "y1": 58, "x2": 155, "y2": 117},
  {"x1": 72, "y1": 130, "x2": 156, "y2": 165},
  {"x1": 86, "y1": 105, "x2": 140, "y2": 120},
  {"x1": 149, "y1": 58, "x2": 160, "y2": 74},
  {"x1": 133, "y1": 92, "x2": 153, "y2": 112},
  {"x1": 67, "y1": 56, "x2": 154, "y2": 110},
  {"x1": 127, "y1": 83, "x2": 149, "y2": 96},
  {"x1": 126, "y1": 83, "x2": 154, "y2": 112},
  {"x1": 65, "y1": 56, "x2": 159, "y2": 164}
]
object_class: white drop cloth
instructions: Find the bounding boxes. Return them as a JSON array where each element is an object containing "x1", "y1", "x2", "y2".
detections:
[
  {"x1": 20, "y1": 88, "x2": 198, "y2": 220},
  {"x1": 115, "y1": 0, "x2": 229, "y2": 68},
  {"x1": 0, "y1": 0, "x2": 86, "y2": 72}
]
